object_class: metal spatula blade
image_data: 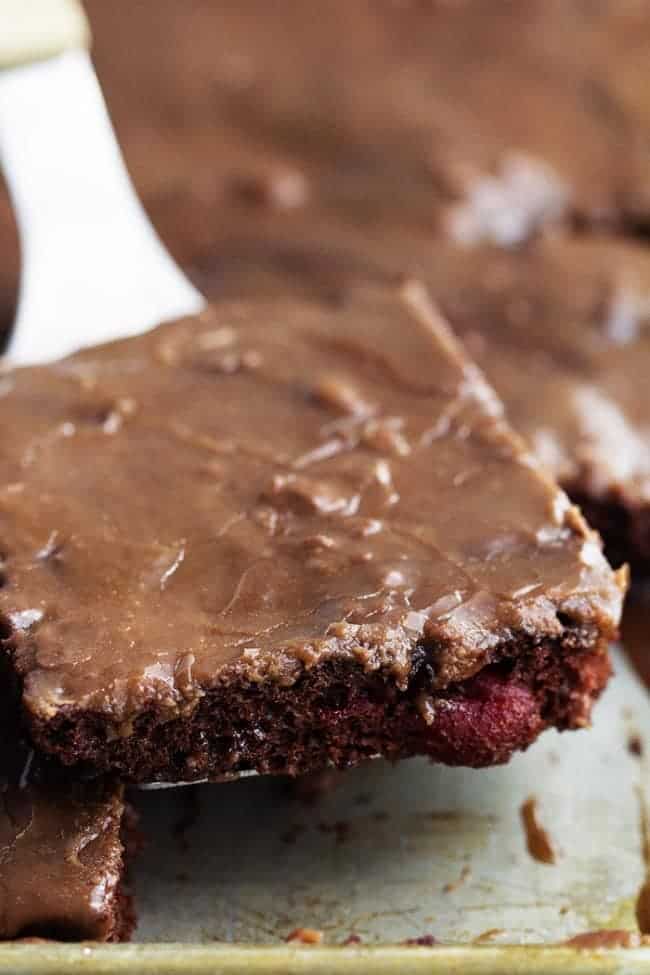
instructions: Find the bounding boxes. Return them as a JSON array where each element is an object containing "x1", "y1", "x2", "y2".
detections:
[{"x1": 0, "y1": 0, "x2": 205, "y2": 367}]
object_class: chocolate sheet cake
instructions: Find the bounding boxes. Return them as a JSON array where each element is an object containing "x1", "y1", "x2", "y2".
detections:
[
  {"x1": 0, "y1": 740, "x2": 134, "y2": 940},
  {"x1": 0, "y1": 0, "x2": 644, "y2": 946},
  {"x1": 0, "y1": 280, "x2": 625, "y2": 783}
]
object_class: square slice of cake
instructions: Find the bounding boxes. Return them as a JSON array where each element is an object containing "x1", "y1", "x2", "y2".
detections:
[
  {"x1": 0, "y1": 280, "x2": 625, "y2": 782},
  {"x1": 0, "y1": 740, "x2": 134, "y2": 941}
]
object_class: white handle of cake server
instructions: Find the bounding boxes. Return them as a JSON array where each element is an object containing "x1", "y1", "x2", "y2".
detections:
[{"x1": 0, "y1": 0, "x2": 89, "y2": 69}]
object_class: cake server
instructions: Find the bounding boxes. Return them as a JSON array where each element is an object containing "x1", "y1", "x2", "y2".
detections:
[{"x1": 0, "y1": 0, "x2": 205, "y2": 367}]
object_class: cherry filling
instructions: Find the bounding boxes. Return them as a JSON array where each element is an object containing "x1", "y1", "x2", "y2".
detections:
[{"x1": 417, "y1": 670, "x2": 544, "y2": 766}]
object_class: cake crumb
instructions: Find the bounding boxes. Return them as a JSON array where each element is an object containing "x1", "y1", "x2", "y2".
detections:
[
  {"x1": 443, "y1": 863, "x2": 471, "y2": 893},
  {"x1": 628, "y1": 734, "x2": 643, "y2": 757},
  {"x1": 565, "y1": 930, "x2": 640, "y2": 949},
  {"x1": 473, "y1": 928, "x2": 505, "y2": 943},
  {"x1": 520, "y1": 796, "x2": 558, "y2": 864},
  {"x1": 286, "y1": 927, "x2": 324, "y2": 945}
]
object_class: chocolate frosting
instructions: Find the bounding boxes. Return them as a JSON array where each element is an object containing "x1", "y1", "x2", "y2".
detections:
[{"x1": 0, "y1": 280, "x2": 624, "y2": 737}]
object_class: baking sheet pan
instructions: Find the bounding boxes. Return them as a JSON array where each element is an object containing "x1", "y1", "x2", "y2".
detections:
[{"x1": 2, "y1": 645, "x2": 650, "y2": 971}]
